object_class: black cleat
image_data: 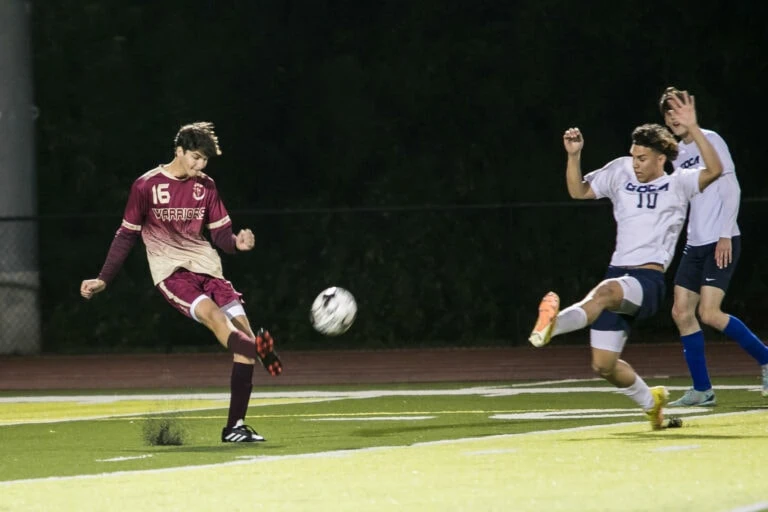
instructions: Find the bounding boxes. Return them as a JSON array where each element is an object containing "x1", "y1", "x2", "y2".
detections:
[
  {"x1": 221, "y1": 420, "x2": 265, "y2": 443},
  {"x1": 255, "y1": 328, "x2": 282, "y2": 376}
]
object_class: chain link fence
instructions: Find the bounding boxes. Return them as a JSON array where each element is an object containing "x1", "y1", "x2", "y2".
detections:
[
  {"x1": 3, "y1": 201, "x2": 768, "y2": 354},
  {"x1": 0, "y1": 219, "x2": 39, "y2": 354}
]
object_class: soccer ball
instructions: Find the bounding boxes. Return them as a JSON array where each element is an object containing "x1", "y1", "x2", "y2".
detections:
[{"x1": 310, "y1": 286, "x2": 357, "y2": 336}]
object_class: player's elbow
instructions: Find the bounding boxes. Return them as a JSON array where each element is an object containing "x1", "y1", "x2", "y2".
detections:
[
  {"x1": 709, "y1": 156, "x2": 724, "y2": 180},
  {"x1": 701, "y1": 167, "x2": 725, "y2": 192},
  {"x1": 567, "y1": 185, "x2": 590, "y2": 200},
  {"x1": 712, "y1": 162, "x2": 724, "y2": 179}
]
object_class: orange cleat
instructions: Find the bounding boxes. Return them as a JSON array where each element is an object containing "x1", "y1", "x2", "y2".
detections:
[{"x1": 528, "y1": 292, "x2": 560, "y2": 347}]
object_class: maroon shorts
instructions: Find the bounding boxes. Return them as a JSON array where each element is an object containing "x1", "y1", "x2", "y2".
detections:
[{"x1": 157, "y1": 269, "x2": 244, "y2": 321}]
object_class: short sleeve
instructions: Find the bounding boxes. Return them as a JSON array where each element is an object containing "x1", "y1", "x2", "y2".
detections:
[
  {"x1": 674, "y1": 167, "x2": 702, "y2": 200},
  {"x1": 583, "y1": 157, "x2": 629, "y2": 200}
]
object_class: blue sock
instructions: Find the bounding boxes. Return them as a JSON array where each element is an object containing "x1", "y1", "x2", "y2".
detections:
[
  {"x1": 722, "y1": 316, "x2": 768, "y2": 365},
  {"x1": 681, "y1": 331, "x2": 711, "y2": 391}
]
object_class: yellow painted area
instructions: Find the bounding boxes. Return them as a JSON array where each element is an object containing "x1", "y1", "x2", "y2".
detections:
[
  {"x1": 2, "y1": 411, "x2": 767, "y2": 511},
  {"x1": 0, "y1": 398, "x2": 317, "y2": 425}
]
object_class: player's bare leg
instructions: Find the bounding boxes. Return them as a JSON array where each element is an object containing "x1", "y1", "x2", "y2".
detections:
[
  {"x1": 671, "y1": 286, "x2": 701, "y2": 336},
  {"x1": 194, "y1": 298, "x2": 241, "y2": 346},
  {"x1": 592, "y1": 346, "x2": 668, "y2": 430},
  {"x1": 697, "y1": 286, "x2": 729, "y2": 331},
  {"x1": 591, "y1": 349, "x2": 636, "y2": 387},
  {"x1": 577, "y1": 280, "x2": 625, "y2": 323}
]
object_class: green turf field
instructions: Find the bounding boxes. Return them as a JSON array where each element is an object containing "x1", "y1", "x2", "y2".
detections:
[{"x1": 1, "y1": 377, "x2": 767, "y2": 511}]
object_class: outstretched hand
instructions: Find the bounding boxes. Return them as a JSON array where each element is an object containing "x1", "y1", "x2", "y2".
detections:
[
  {"x1": 563, "y1": 127, "x2": 584, "y2": 155},
  {"x1": 80, "y1": 278, "x2": 106, "y2": 299},
  {"x1": 236, "y1": 228, "x2": 255, "y2": 251},
  {"x1": 666, "y1": 91, "x2": 698, "y2": 131}
]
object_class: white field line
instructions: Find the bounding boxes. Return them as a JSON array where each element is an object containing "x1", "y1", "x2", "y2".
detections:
[
  {"x1": 1, "y1": 383, "x2": 759, "y2": 426},
  {"x1": 0, "y1": 406, "x2": 231, "y2": 427},
  {"x1": 0, "y1": 408, "x2": 765, "y2": 487},
  {"x1": 0, "y1": 397, "x2": 343, "y2": 426},
  {"x1": 409, "y1": 408, "x2": 768, "y2": 448},
  {"x1": 510, "y1": 378, "x2": 604, "y2": 387},
  {"x1": 726, "y1": 502, "x2": 768, "y2": 512},
  {"x1": 0, "y1": 383, "x2": 761, "y2": 404},
  {"x1": 490, "y1": 406, "x2": 710, "y2": 420},
  {"x1": 96, "y1": 455, "x2": 154, "y2": 462},
  {"x1": 307, "y1": 416, "x2": 436, "y2": 421}
]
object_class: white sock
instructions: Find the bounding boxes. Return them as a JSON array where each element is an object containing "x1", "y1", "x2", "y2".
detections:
[
  {"x1": 552, "y1": 305, "x2": 588, "y2": 337},
  {"x1": 620, "y1": 375, "x2": 654, "y2": 410}
]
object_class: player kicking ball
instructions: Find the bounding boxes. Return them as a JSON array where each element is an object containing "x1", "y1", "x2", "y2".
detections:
[
  {"x1": 80, "y1": 122, "x2": 281, "y2": 443},
  {"x1": 529, "y1": 92, "x2": 723, "y2": 430}
]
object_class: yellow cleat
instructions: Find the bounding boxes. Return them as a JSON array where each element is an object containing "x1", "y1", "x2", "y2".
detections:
[
  {"x1": 645, "y1": 386, "x2": 669, "y2": 430},
  {"x1": 528, "y1": 292, "x2": 560, "y2": 348}
]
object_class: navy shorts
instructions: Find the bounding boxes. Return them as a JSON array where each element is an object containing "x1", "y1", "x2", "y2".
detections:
[
  {"x1": 674, "y1": 236, "x2": 741, "y2": 293},
  {"x1": 591, "y1": 266, "x2": 666, "y2": 333}
]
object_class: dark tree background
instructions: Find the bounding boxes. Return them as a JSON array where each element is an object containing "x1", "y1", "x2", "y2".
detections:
[{"x1": 30, "y1": 0, "x2": 768, "y2": 352}]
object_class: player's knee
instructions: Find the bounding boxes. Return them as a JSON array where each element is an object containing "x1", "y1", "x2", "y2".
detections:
[
  {"x1": 593, "y1": 280, "x2": 621, "y2": 307},
  {"x1": 697, "y1": 306, "x2": 722, "y2": 328},
  {"x1": 591, "y1": 361, "x2": 615, "y2": 379},
  {"x1": 196, "y1": 308, "x2": 219, "y2": 327},
  {"x1": 671, "y1": 302, "x2": 695, "y2": 326},
  {"x1": 196, "y1": 304, "x2": 229, "y2": 332}
]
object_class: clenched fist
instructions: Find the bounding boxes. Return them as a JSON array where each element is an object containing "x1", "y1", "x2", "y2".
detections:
[
  {"x1": 235, "y1": 229, "x2": 255, "y2": 251},
  {"x1": 80, "y1": 278, "x2": 106, "y2": 299}
]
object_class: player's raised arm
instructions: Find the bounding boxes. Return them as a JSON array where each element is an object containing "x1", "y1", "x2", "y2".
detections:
[
  {"x1": 667, "y1": 92, "x2": 723, "y2": 191},
  {"x1": 563, "y1": 128, "x2": 596, "y2": 200}
]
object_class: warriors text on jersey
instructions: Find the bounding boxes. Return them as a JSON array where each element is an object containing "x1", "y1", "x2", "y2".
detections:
[
  {"x1": 121, "y1": 166, "x2": 231, "y2": 284},
  {"x1": 585, "y1": 156, "x2": 701, "y2": 271},
  {"x1": 672, "y1": 129, "x2": 740, "y2": 246}
]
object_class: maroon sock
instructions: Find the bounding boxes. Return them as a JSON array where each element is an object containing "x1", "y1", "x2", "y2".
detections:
[
  {"x1": 227, "y1": 330, "x2": 256, "y2": 359},
  {"x1": 226, "y1": 362, "x2": 254, "y2": 428}
]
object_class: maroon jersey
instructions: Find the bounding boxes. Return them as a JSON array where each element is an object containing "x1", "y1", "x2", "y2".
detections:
[{"x1": 121, "y1": 166, "x2": 232, "y2": 284}]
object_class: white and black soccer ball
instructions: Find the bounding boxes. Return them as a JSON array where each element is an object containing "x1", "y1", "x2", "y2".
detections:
[{"x1": 310, "y1": 286, "x2": 357, "y2": 336}]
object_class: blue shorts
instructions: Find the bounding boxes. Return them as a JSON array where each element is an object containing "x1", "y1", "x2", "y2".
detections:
[
  {"x1": 674, "y1": 236, "x2": 741, "y2": 293},
  {"x1": 591, "y1": 266, "x2": 666, "y2": 333}
]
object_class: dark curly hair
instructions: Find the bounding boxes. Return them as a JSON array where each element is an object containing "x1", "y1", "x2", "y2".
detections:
[
  {"x1": 632, "y1": 123, "x2": 679, "y2": 174},
  {"x1": 173, "y1": 122, "x2": 222, "y2": 158}
]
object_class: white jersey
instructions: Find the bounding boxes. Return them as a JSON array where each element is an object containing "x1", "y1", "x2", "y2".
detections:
[
  {"x1": 672, "y1": 129, "x2": 740, "y2": 246},
  {"x1": 584, "y1": 157, "x2": 701, "y2": 271}
]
